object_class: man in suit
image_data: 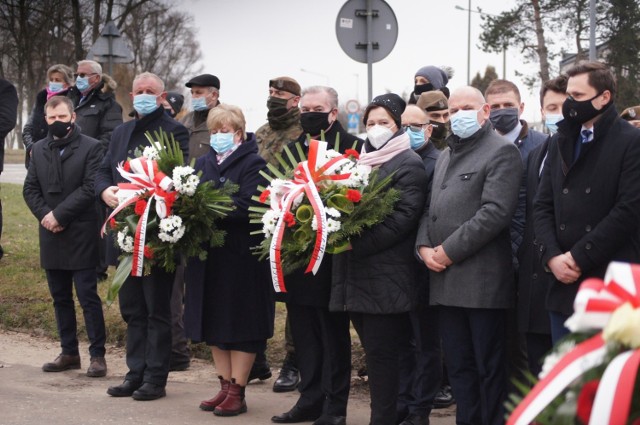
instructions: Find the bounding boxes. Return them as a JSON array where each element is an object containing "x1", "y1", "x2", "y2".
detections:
[
  {"x1": 23, "y1": 96, "x2": 107, "y2": 377},
  {"x1": 417, "y1": 86, "x2": 522, "y2": 425},
  {"x1": 0, "y1": 77, "x2": 18, "y2": 260},
  {"x1": 534, "y1": 62, "x2": 640, "y2": 343},
  {"x1": 96, "y1": 72, "x2": 189, "y2": 401}
]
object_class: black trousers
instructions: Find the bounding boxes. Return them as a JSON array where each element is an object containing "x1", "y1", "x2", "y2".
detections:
[
  {"x1": 525, "y1": 332, "x2": 552, "y2": 378},
  {"x1": 288, "y1": 303, "x2": 352, "y2": 417},
  {"x1": 46, "y1": 268, "x2": 106, "y2": 358},
  {"x1": 439, "y1": 306, "x2": 507, "y2": 425},
  {"x1": 119, "y1": 267, "x2": 173, "y2": 386},
  {"x1": 350, "y1": 312, "x2": 411, "y2": 425},
  {"x1": 397, "y1": 306, "x2": 441, "y2": 419}
]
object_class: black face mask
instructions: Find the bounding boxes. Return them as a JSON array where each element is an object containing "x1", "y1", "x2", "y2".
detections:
[
  {"x1": 266, "y1": 96, "x2": 290, "y2": 117},
  {"x1": 48, "y1": 120, "x2": 73, "y2": 138},
  {"x1": 562, "y1": 92, "x2": 608, "y2": 124},
  {"x1": 300, "y1": 111, "x2": 332, "y2": 136},
  {"x1": 489, "y1": 108, "x2": 520, "y2": 134},
  {"x1": 414, "y1": 83, "x2": 434, "y2": 97},
  {"x1": 429, "y1": 120, "x2": 450, "y2": 141}
]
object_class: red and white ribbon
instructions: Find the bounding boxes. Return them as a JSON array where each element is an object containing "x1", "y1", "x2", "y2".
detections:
[
  {"x1": 507, "y1": 262, "x2": 640, "y2": 425},
  {"x1": 101, "y1": 156, "x2": 177, "y2": 277},
  {"x1": 269, "y1": 140, "x2": 352, "y2": 292}
]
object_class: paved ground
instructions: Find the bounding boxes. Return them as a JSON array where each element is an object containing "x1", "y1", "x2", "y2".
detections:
[
  {"x1": 0, "y1": 163, "x2": 27, "y2": 185},
  {"x1": 0, "y1": 330, "x2": 456, "y2": 425}
]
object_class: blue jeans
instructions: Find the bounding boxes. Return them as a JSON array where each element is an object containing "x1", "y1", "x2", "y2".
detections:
[{"x1": 549, "y1": 311, "x2": 571, "y2": 344}]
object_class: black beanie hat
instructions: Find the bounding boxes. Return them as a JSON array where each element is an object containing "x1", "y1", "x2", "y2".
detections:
[{"x1": 363, "y1": 93, "x2": 406, "y2": 128}]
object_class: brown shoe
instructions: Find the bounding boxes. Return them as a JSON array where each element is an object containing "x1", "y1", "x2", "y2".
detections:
[
  {"x1": 87, "y1": 357, "x2": 107, "y2": 377},
  {"x1": 213, "y1": 379, "x2": 247, "y2": 416},
  {"x1": 200, "y1": 376, "x2": 230, "y2": 411},
  {"x1": 42, "y1": 354, "x2": 81, "y2": 372}
]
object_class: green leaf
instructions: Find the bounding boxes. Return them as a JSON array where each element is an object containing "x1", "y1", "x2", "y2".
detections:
[{"x1": 106, "y1": 256, "x2": 133, "y2": 306}]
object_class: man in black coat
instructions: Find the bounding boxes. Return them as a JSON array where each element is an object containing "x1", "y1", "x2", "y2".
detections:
[
  {"x1": 96, "y1": 72, "x2": 189, "y2": 401},
  {"x1": 534, "y1": 62, "x2": 640, "y2": 343},
  {"x1": 271, "y1": 86, "x2": 362, "y2": 425},
  {"x1": 0, "y1": 77, "x2": 18, "y2": 260},
  {"x1": 23, "y1": 96, "x2": 107, "y2": 377}
]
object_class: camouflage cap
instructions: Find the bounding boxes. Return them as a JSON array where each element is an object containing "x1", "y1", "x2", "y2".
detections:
[
  {"x1": 417, "y1": 90, "x2": 448, "y2": 112},
  {"x1": 621, "y1": 105, "x2": 640, "y2": 121},
  {"x1": 269, "y1": 77, "x2": 301, "y2": 96}
]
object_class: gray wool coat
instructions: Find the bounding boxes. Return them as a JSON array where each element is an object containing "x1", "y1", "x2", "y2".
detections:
[{"x1": 416, "y1": 122, "x2": 522, "y2": 309}]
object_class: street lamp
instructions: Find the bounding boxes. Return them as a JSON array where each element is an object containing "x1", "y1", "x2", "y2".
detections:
[
  {"x1": 454, "y1": 4, "x2": 507, "y2": 81},
  {"x1": 299, "y1": 68, "x2": 330, "y2": 86}
]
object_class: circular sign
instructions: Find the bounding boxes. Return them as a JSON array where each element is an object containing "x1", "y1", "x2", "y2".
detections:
[
  {"x1": 345, "y1": 99, "x2": 360, "y2": 113},
  {"x1": 335, "y1": 0, "x2": 398, "y2": 64}
]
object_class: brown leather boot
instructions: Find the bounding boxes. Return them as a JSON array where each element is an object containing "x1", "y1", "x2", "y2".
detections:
[
  {"x1": 42, "y1": 354, "x2": 81, "y2": 372},
  {"x1": 87, "y1": 357, "x2": 107, "y2": 377},
  {"x1": 199, "y1": 376, "x2": 230, "y2": 411},
  {"x1": 213, "y1": 378, "x2": 247, "y2": 416}
]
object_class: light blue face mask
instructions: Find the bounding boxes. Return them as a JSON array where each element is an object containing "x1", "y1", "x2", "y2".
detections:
[
  {"x1": 545, "y1": 114, "x2": 563, "y2": 134},
  {"x1": 133, "y1": 94, "x2": 160, "y2": 116},
  {"x1": 405, "y1": 127, "x2": 426, "y2": 150},
  {"x1": 210, "y1": 132, "x2": 236, "y2": 154},
  {"x1": 75, "y1": 76, "x2": 90, "y2": 92},
  {"x1": 451, "y1": 109, "x2": 481, "y2": 139},
  {"x1": 48, "y1": 81, "x2": 65, "y2": 93},
  {"x1": 192, "y1": 97, "x2": 208, "y2": 111}
]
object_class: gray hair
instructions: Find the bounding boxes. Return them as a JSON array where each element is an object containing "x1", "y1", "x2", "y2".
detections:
[
  {"x1": 47, "y1": 64, "x2": 74, "y2": 85},
  {"x1": 133, "y1": 72, "x2": 165, "y2": 92},
  {"x1": 301, "y1": 85, "x2": 339, "y2": 109},
  {"x1": 77, "y1": 60, "x2": 102, "y2": 75}
]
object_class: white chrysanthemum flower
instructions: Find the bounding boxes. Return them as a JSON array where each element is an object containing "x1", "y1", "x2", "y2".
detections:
[
  {"x1": 142, "y1": 142, "x2": 162, "y2": 160},
  {"x1": 117, "y1": 229, "x2": 134, "y2": 253},
  {"x1": 538, "y1": 340, "x2": 576, "y2": 380},
  {"x1": 172, "y1": 167, "x2": 199, "y2": 196},
  {"x1": 348, "y1": 164, "x2": 372, "y2": 187},
  {"x1": 326, "y1": 207, "x2": 341, "y2": 218},
  {"x1": 158, "y1": 215, "x2": 185, "y2": 243},
  {"x1": 326, "y1": 218, "x2": 341, "y2": 233},
  {"x1": 262, "y1": 209, "x2": 281, "y2": 238}
]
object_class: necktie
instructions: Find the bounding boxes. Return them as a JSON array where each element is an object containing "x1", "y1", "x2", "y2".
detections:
[{"x1": 574, "y1": 129, "x2": 592, "y2": 164}]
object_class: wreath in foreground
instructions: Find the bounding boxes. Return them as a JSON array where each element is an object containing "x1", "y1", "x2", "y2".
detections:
[
  {"x1": 103, "y1": 129, "x2": 235, "y2": 304},
  {"x1": 249, "y1": 137, "x2": 400, "y2": 292}
]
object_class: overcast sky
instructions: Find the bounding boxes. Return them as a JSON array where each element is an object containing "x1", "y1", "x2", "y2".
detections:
[{"x1": 184, "y1": 0, "x2": 554, "y2": 131}]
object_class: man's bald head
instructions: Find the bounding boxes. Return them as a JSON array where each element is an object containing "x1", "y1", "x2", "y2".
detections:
[{"x1": 448, "y1": 86, "x2": 490, "y2": 127}]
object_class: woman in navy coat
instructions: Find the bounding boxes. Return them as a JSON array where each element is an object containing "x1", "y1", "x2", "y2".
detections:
[{"x1": 184, "y1": 104, "x2": 274, "y2": 417}]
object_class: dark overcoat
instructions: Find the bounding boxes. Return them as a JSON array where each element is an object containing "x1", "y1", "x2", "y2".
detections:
[
  {"x1": 330, "y1": 135, "x2": 428, "y2": 314},
  {"x1": 23, "y1": 126, "x2": 102, "y2": 269},
  {"x1": 517, "y1": 139, "x2": 552, "y2": 334},
  {"x1": 533, "y1": 106, "x2": 640, "y2": 315},
  {"x1": 184, "y1": 135, "x2": 275, "y2": 344},
  {"x1": 94, "y1": 106, "x2": 189, "y2": 265}
]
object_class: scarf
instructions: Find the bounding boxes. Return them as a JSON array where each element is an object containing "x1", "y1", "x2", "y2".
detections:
[
  {"x1": 47, "y1": 124, "x2": 76, "y2": 193},
  {"x1": 358, "y1": 132, "x2": 410, "y2": 167}
]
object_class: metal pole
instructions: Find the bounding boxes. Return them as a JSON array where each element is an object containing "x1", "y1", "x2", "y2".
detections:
[
  {"x1": 589, "y1": 0, "x2": 596, "y2": 61},
  {"x1": 108, "y1": 35, "x2": 113, "y2": 75},
  {"x1": 503, "y1": 47, "x2": 506, "y2": 79},
  {"x1": 366, "y1": 0, "x2": 373, "y2": 102},
  {"x1": 467, "y1": 0, "x2": 471, "y2": 84}
]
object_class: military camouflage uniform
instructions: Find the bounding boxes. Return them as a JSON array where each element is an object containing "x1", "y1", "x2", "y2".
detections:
[{"x1": 255, "y1": 107, "x2": 303, "y2": 166}]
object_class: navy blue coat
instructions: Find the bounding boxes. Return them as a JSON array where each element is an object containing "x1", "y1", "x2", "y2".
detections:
[
  {"x1": 94, "y1": 106, "x2": 189, "y2": 265},
  {"x1": 184, "y1": 135, "x2": 275, "y2": 344}
]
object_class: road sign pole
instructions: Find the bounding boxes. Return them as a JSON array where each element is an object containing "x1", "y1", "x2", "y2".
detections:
[{"x1": 366, "y1": 0, "x2": 373, "y2": 103}]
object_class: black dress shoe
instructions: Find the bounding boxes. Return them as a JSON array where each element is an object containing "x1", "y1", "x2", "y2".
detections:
[
  {"x1": 271, "y1": 406, "x2": 321, "y2": 423},
  {"x1": 132, "y1": 382, "x2": 166, "y2": 401},
  {"x1": 399, "y1": 414, "x2": 429, "y2": 425},
  {"x1": 107, "y1": 380, "x2": 141, "y2": 397},
  {"x1": 433, "y1": 385, "x2": 455, "y2": 408},
  {"x1": 313, "y1": 415, "x2": 347, "y2": 425},
  {"x1": 248, "y1": 359, "x2": 272, "y2": 382}
]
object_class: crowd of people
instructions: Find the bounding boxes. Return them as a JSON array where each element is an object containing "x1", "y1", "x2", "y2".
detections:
[{"x1": 0, "y1": 58, "x2": 639, "y2": 425}]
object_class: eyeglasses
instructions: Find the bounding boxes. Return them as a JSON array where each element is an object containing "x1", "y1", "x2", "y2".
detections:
[
  {"x1": 74, "y1": 73, "x2": 98, "y2": 79},
  {"x1": 403, "y1": 123, "x2": 428, "y2": 132}
]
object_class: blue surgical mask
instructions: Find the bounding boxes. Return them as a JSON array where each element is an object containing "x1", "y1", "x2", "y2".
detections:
[
  {"x1": 75, "y1": 76, "x2": 90, "y2": 92},
  {"x1": 192, "y1": 97, "x2": 208, "y2": 111},
  {"x1": 133, "y1": 94, "x2": 160, "y2": 116},
  {"x1": 210, "y1": 132, "x2": 236, "y2": 154},
  {"x1": 48, "y1": 81, "x2": 64, "y2": 93},
  {"x1": 451, "y1": 109, "x2": 481, "y2": 139},
  {"x1": 545, "y1": 114, "x2": 563, "y2": 134},
  {"x1": 406, "y1": 127, "x2": 426, "y2": 150}
]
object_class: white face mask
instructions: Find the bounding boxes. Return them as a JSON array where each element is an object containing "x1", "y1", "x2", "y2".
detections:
[{"x1": 367, "y1": 124, "x2": 394, "y2": 149}]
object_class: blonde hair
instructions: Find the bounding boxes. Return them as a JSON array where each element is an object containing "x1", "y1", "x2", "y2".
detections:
[
  {"x1": 47, "y1": 64, "x2": 74, "y2": 85},
  {"x1": 207, "y1": 104, "x2": 247, "y2": 140},
  {"x1": 133, "y1": 72, "x2": 165, "y2": 92}
]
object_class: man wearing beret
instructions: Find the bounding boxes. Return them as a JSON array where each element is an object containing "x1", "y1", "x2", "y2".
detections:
[
  {"x1": 417, "y1": 91, "x2": 451, "y2": 151},
  {"x1": 181, "y1": 73, "x2": 221, "y2": 159},
  {"x1": 256, "y1": 77, "x2": 304, "y2": 166}
]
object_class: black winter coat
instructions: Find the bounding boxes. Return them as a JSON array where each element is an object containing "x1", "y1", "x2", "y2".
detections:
[
  {"x1": 94, "y1": 106, "x2": 189, "y2": 265},
  {"x1": 0, "y1": 78, "x2": 17, "y2": 173},
  {"x1": 184, "y1": 135, "x2": 274, "y2": 344},
  {"x1": 23, "y1": 126, "x2": 102, "y2": 269},
  {"x1": 22, "y1": 89, "x2": 59, "y2": 166},
  {"x1": 534, "y1": 106, "x2": 640, "y2": 315},
  {"x1": 330, "y1": 143, "x2": 428, "y2": 314}
]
